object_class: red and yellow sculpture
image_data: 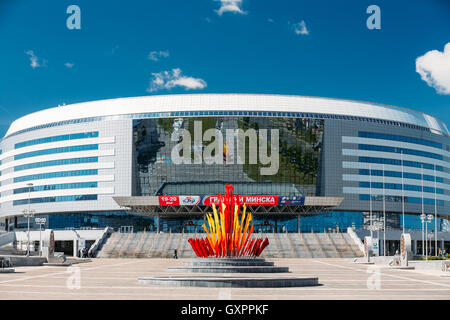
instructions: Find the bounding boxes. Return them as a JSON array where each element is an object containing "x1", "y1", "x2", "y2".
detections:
[{"x1": 188, "y1": 185, "x2": 269, "y2": 258}]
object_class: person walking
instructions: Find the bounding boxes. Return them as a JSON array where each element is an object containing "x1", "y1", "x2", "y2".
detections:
[{"x1": 173, "y1": 249, "x2": 178, "y2": 259}]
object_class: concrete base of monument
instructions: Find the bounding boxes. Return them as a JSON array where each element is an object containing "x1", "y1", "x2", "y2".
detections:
[
  {"x1": 169, "y1": 258, "x2": 289, "y2": 273},
  {"x1": 138, "y1": 275, "x2": 319, "y2": 288},
  {"x1": 186, "y1": 258, "x2": 275, "y2": 266},
  {"x1": 139, "y1": 257, "x2": 319, "y2": 287},
  {"x1": 168, "y1": 266, "x2": 289, "y2": 273}
]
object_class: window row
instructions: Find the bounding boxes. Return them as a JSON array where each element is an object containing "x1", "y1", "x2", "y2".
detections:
[
  {"x1": 15, "y1": 132, "x2": 99, "y2": 149},
  {"x1": 358, "y1": 157, "x2": 444, "y2": 171},
  {"x1": 358, "y1": 169, "x2": 444, "y2": 183},
  {"x1": 359, "y1": 194, "x2": 444, "y2": 205},
  {"x1": 13, "y1": 182, "x2": 98, "y2": 194},
  {"x1": 358, "y1": 131, "x2": 442, "y2": 149},
  {"x1": 358, "y1": 144, "x2": 443, "y2": 160},
  {"x1": 13, "y1": 194, "x2": 97, "y2": 206},
  {"x1": 14, "y1": 169, "x2": 98, "y2": 183},
  {"x1": 14, "y1": 157, "x2": 98, "y2": 172},
  {"x1": 359, "y1": 181, "x2": 444, "y2": 194},
  {"x1": 15, "y1": 144, "x2": 98, "y2": 160}
]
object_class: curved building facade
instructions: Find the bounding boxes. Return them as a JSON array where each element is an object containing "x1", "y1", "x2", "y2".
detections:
[{"x1": 1, "y1": 94, "x2": 450, "y2": 233}]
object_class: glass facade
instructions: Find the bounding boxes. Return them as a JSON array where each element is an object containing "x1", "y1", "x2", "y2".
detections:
[
  {"x1": 12, "y1": 210, "x2": 449, "y2": 233},
  {"x1": 133, "y1": 117, "x2": 324, "y2": 197}
]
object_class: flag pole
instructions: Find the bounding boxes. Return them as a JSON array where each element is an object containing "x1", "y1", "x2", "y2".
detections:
[
  {"x1": 434, "y1": 165, "x2": 437, "y2": 256},
  {"x1": 383, "y1": 164, "x2": 386, "y2": 256}
]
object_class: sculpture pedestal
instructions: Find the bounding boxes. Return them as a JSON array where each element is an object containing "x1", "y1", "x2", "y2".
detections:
[{"x1": 139, "y1": 258, "x2": 319, "y2": 288}]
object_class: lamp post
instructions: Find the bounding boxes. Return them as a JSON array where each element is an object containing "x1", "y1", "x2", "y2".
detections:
[
  {"x1": 34, "y1": 217, "x2": 46, "y2": 256},
  {"x1": 421, "y1": 214, "x2": 434, "y2": 260},
  {"x1": 23, "y1": 182, "x2": 34, "y2": 257},
  {"x1": 427, "y1": 214, "x2": 433, "y2": 258},
  {"x1": 428, "y1": 233, "x2": 433, "y2": 258},
  {"x1": 23, "y1": 209, "x2": 35, "y2": 256},
  {"x1": 369, "y1": 164, "x2": 373, "y2": 239},
  {"x1": 420, "y1": 213, "x2": 426, "y2": 256},
  {"x1": 374, "y1": 221, "x2": 384, "y2": 256},
  {"x1": 434, "y1": 164, "x2": 438, "y2": 257}
]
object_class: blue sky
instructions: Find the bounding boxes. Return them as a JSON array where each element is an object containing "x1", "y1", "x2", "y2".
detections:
[{"x1": 0, "y1": 0, "x2": 449, "y2": 137}]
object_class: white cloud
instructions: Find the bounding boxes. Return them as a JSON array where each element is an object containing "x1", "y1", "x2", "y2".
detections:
[
  {"x1": 267, "y1": 18, "x2": 274, "y2": 23},
  {"x1": 416, "y1": 43, "x2": 450, "y2": 95},
  {"x1": 215, "y1": 0, "x2": 246, "y2": 16},
  {"x1": 25, "y1": 50, "x2": 41, "y2": 69},
  {"x1": 64, "y1": 62, "x2": 74, "y2": 68},
  {"x1": 292, "y1": 20, "x2": 309, "y2": 35},
  {"x1": 147, "y1": 68, "x2": 207, "y2": 92},
  {"x1": 148, "y1": 50, "x2": 170, "y2": 62}
]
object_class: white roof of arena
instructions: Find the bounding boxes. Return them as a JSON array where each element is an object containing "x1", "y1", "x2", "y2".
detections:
[{"x1": 5, "y1": 94, "x2": 449, "y2": 137}]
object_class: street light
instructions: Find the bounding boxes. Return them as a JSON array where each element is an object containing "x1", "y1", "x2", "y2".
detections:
[
  {"x1": 427, "y1": 233, "x2": 433, "y2": 258},
  {"x1": 426, "y1": 214, "x2": 434, "y2": 258},
  {"x1": 420, "y1": 213, "x2": 426, "y2": 256},
  {"x1": 23, "y1": 182, "x2": 34, "y2": 257},
  {"x1": 420, "y1": 214, "x2": 433, "y2": 260},
  {"x1": 373, "y1": 221, "x2": 384, "y2": 256},
  {"x1": 23, "y1": 209, "x2": 35, "y2": 256},
  {"x1": 34, "y1": 217, "x2": 46, "y2": 256}
]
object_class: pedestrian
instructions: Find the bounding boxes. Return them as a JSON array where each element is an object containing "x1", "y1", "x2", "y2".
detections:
[{"x1": 173, "y1": 249, "x2": 178, "y2": 259}]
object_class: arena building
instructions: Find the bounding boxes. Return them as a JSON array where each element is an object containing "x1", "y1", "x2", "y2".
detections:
[{"x1": 1, "y1": 94, "x2": 449, "y2": 252}]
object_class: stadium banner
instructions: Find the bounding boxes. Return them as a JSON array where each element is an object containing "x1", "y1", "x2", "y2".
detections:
[
  {"x1": 158, "y1": 195, "x2": 305, "y2": 206},
  {"x1": 179, "y1": 196, "x2": 201, "y2": 206},
  {"x1": 202, "y1": 195, "x2": 279, "y2": 206},
  {"x1": 158, "y1": 196, "x2": 180, "y2": 206},
  {"x1": 278, "y1": 196, "x2": 305, "y2": 205}
]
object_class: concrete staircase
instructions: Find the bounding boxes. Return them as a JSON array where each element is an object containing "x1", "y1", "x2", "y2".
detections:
[
  {"x1": 97, "y1": 232, "x2": 364, "y2": 258},
  {"x1": 0, "y1": 232, "x2": 15, "y2": 247}
]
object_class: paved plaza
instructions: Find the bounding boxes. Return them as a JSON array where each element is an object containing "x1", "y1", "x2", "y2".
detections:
[{"x1": 0, "y1": 258, "x2": 449, "y2": 300}]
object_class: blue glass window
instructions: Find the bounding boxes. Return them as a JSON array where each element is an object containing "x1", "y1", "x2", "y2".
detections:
[
  {"x1": 15, "y1": 144, "x2": 99, "y2": 160},
  {"x1": 359, "y1": 181, "x2": 443, "y2": 194},
  {"x1": 13, "y1": 194, "x2": 97, "y2": 206},
  {"x1": 358, "y1": 144, "x2": 442, "y2": 160},
  {"x1": 359, "y1": 194, "x2": 444, "y2": 206},
  {"x1": 358, "y1": 131, "x2": 442, "y2": 149},
  {"x1": 359, "y1": 157, "x2": 443, "y2": 171},
  {"x1": 14, "y1": 169, "x2": 98, "y2": 183},
  {"x1": 13, "y1": 182, "x2": 98, "y2": 194},
  {"x1": 358, "y1": 169, "x2": 444, "y2": 183},
  {"x1": 14, "y1": 157, "x2": 98, "y2": 172},
  {"x1": 15, "y1": 132, "x2": 98, "y2": 149}
]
